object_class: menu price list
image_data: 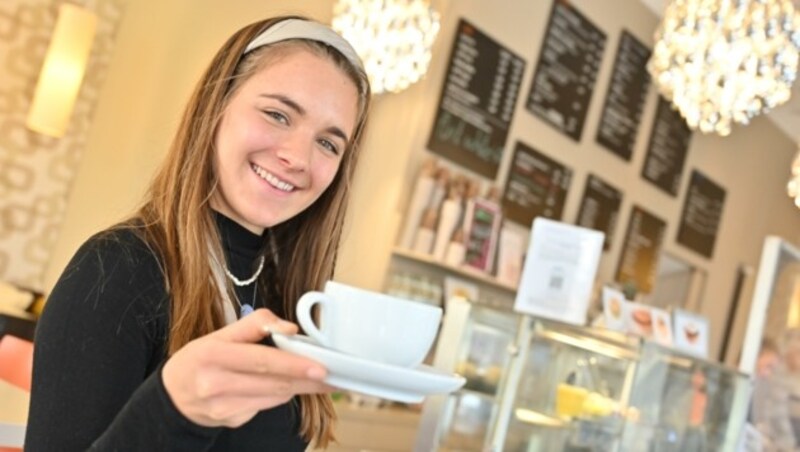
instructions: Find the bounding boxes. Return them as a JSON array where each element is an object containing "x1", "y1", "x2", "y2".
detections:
[
  {"x1": 427, "y1": 19, "x2": 526, "y2": 179},
  {"x1": 576, "y1": 174, "x2": 622, "y2": 250},
  {"x1": 596, "y1": 30, "x2": 651, "y2": 161},
  {"x1": 677, "y1": 170, "x2": 726, "y2": 258},
  {"x1": 502, "y1": 141, "x2": 572, "y2": 227},
  {"x1": 642, "y1": 97, "x2": 693, "y2": 196},
  {"x1": 615, "y1": 205, "x2": 666, "y2": 294},
  {"x1": 526, "y1": 0, "x2": 606, "y2": 141}
]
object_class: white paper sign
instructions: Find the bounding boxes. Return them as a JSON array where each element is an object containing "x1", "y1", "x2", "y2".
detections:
[
  {"x1": 513, "y1": 218, "x2": 604, "y2": 325},
  {"x1": 672, "y1": 309, "x2": 709, "y2": 358},
  {"x1": 650, "y1": 307, "x2": 673, "y2": 346},
  {"x1": 601, "y1": 286, "x2": 628, "y2": 332}
]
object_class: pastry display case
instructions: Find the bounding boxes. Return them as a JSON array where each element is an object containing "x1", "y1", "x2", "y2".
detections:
[
  {"x1": 416, "y1": 301, "x2": 751, "y2": 452},
  {"x1": 617, "y1": 341, "x2": 750, "y2": 452},
  {"x1": 489, "y1": 319, "x2": 639, "y2": 452},
  {"x1": 414, "y1": 298, "x2": 521, "y2": 451}
]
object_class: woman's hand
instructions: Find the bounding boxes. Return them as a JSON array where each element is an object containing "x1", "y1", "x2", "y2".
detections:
[{"x1": 161, "y1": 309, "x2": 331, "y2": 428}]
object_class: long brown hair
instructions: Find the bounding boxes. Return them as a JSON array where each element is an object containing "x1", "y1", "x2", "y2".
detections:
[{"x1": 132, "y1": 16, "x2": 371, "y2": 448}]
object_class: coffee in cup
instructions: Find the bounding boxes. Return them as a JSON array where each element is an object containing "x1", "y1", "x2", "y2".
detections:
[{"x1": 296, "y1": 281, "x2": 442, "y2": 367}]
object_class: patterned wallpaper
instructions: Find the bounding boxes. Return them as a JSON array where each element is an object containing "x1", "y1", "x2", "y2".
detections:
[{"x1": 0, "y1": 0, "x2": 126, "y2": 291}]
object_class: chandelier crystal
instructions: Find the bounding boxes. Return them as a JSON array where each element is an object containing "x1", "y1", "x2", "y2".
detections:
[
  {"x1": 649, "y1": 0, "x2": 800, "y2": 136},
  {"x1": 332, "y1": 0, "x2": 441, "y2": 94}
]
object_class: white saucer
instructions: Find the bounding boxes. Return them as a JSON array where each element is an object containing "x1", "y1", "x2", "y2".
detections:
[{"x1": 272, "y1": 334, "x2": 465, "y2": 403}]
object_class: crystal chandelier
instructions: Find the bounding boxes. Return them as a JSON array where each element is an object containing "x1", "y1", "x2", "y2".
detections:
[
  {"x1": 788, "y1": 149, "x2": 800, "y2": 207},
  {"x1": 332, "y1": 0, "x2": 440, "y2": 94},
  {"x1": 648, "y1": 0, "x2": 800, "y2": 136}
]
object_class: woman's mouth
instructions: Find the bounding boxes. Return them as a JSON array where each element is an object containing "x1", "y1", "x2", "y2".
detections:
[{"x1": 251, "y1": 163, "x2": 296, "y2": 192}]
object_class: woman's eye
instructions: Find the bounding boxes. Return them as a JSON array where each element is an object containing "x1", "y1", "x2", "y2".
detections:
[
  {"x1": 264, "y1": 110, "x2": 288, "y2": 125},
  {"x1": 318, "y1": 138, "x2": 339, "y2": 155}
]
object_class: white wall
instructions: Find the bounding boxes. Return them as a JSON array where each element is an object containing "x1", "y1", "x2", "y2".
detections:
[{"x1": 46, "y1": 0, "x2": 800, "y2": 360}]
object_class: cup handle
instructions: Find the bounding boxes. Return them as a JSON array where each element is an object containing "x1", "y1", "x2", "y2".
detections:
[{"x1": 296, "y1": 291, "x2": 330, "y2": 346}]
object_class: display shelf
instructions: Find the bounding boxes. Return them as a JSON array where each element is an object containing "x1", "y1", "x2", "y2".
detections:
[{"x1": 391, "y1": 247, "x2": 517, "y2": 294}]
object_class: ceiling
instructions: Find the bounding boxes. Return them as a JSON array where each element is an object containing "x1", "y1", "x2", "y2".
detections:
[{"x1": 639, "y1": 0, "x2": 800, "y2": 143}]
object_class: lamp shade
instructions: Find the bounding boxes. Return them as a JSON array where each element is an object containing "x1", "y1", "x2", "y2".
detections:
[{"x1": 26, "y1": 4, "x2": 97, "y2": 137}]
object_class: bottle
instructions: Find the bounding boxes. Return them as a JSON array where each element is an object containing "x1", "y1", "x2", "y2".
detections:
[
  {"x1": 444, "y1": 228, "x2": 466, "y2": 267},
  {"x1": 412, "y1": 208, "x2": 438, "y2": 254},
  {"x1": 461, "y1": 179, "x2": 481, "y2": 240},
  {"x1": 398, "y1": 157, "x2": 438, "y2": 249},
  {"x1": 432, "y1": 182, "x2": 463, "y2": 261},
  {"x1": 428, "y1": 167, "x2": 450, "y2": 216}
]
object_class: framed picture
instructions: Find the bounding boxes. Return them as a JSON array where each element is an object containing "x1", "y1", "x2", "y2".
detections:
[
  {"x1": 672, "y1": 309, "x2": 709, "y2": 358},
  {"x1": 463, "y1": 199, "x2": 502, "y2": 273}
]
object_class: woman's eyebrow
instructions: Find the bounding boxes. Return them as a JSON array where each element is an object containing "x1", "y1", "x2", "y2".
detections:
[
  {"x1": 259, "y1": 93, "x2": 305, "y2": 115},
  {"x1": 259, "y1": 93, "x2": 350, "y2": 143}
]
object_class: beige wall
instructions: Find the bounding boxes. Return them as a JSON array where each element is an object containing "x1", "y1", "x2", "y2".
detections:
[
  {"x1": 0, "y1": 0, "x2": 127, "y2": 290},
  {"x1": 45, "y1": 0, "x2": 800, "y2": 360}
]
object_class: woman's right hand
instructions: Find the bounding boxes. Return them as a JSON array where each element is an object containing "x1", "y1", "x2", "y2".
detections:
[{"x1": 161, "y1": 309, "x2": 331, "y2": 428}]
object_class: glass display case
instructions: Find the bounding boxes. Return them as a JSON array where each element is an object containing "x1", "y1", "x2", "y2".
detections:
[
  {"x1": 492, "y1": 320, "x2": 639, "y2": 452},
  {"x1": 414, "y1": 298, "x2": 521, "y2": 451},
  {"x1": 416, "y1": 302, "x2": 751, "y2": 452},
  {"x1": 618, "y1": 341, "x2": 750, "y2": 452}
]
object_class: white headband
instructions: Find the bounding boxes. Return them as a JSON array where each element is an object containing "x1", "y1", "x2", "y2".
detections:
[{"x1": 244, "y1": 18, "x2": 365, "y2": 73}]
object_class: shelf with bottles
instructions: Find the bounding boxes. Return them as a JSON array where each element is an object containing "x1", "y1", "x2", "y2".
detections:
[
  {"x1": 394, "y1": 157, "x2": 527, "y2": 300},
  {"x1": 390, "y1": 247, "x2": 517, "y2": 295}
]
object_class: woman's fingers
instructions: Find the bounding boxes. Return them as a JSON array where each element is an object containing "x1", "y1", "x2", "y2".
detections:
[
  {"x1": 162, "y1": 309, "x2": 329, "y2": 428},
  {"x1": 199, "y1": 342, "x2": 327, "y2": 381},
  {"x1": 195, "y1": 369, "x2": 334, "y2": 402},
  {"x1": 205, "y1": 391, "x2": 332, "y2": 428},
  {"x1": 212, "y1": 308, "x2": 298, "y2": 343}
]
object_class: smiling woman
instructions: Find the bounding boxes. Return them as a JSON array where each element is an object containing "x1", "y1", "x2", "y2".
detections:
[
  {"x1": 25, "y1": 16, "x2": 371, "y2": 452},
  {"x1": 212, "y1": 45, "x2": 360, "y2": 234}
]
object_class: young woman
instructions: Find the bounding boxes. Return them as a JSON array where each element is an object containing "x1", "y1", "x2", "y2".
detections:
[{"x1": 26, "y1": 16, "x2": 371, "y2": 451}]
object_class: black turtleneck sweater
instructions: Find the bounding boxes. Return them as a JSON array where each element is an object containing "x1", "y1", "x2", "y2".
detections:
[{"x1": 26, "y1": 213, "x2": 308, "y2": 451}]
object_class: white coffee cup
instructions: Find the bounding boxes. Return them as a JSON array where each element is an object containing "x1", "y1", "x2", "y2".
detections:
[{"x1": 296, "y1": 281, "x2": 442, "y2": 367}]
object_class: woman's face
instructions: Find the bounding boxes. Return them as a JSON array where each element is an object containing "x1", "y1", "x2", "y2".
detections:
[{"x1": 212, "y1": 47, "x2": 359, "y2": 234}]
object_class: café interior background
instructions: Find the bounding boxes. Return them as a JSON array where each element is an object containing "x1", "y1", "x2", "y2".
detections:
[{"x1": 3, "y1": 0, "x2": 800, "y2": 365}]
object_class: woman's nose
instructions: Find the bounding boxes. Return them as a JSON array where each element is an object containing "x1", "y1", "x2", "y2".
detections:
[{"x1": 275, "y1": 134, "x2": 312, "y2": 171}]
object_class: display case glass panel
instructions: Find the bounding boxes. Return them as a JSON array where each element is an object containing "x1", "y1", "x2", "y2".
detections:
[
  {"x1": 498, "y1": 321, "x2": 638, "y2": 452},
  {"x1": 436, "y1": 305, "x2": 520, "y2": 451},
  {"x1": 619, "y1": 341, "x2": 749, "y2": 452}
]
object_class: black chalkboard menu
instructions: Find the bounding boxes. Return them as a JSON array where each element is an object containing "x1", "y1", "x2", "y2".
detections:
[
  {"x1": 642, "y1": 97, "x2": 693, "y2": 196},
  {"x1": 427, "y1": 19, "x2": 526, "y2": 179},
  {"x1": 526, "y1": 0, "x2": 606, "y2": 141},
  {"x1": 596, "y1": 30, "x2": 651, "y2": 160},
  {"x1": 677, "y1": 170, "x2": 726, "y2": 258},
  {"x1": 502, "y1": 141, "x2": 572, "y2": 227},
  {"x1": 615, "y1": 205, "x2": 666, "y2": 294},
  {"x1": 576, "y1": 174, "x2": 622, "y2": 250}
]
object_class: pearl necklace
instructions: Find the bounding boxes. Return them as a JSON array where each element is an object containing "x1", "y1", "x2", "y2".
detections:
[
  {"x1": 224, "y1": 255, "x2": 265, "y2": 287},
  {"x1": 224, "y1": 256, "x2": 265, "y2": 317}
]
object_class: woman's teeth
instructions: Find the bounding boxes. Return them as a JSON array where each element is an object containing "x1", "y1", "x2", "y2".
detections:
[{"x1": 251, "y1": 164, "x2": 295, "y2": 192}]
